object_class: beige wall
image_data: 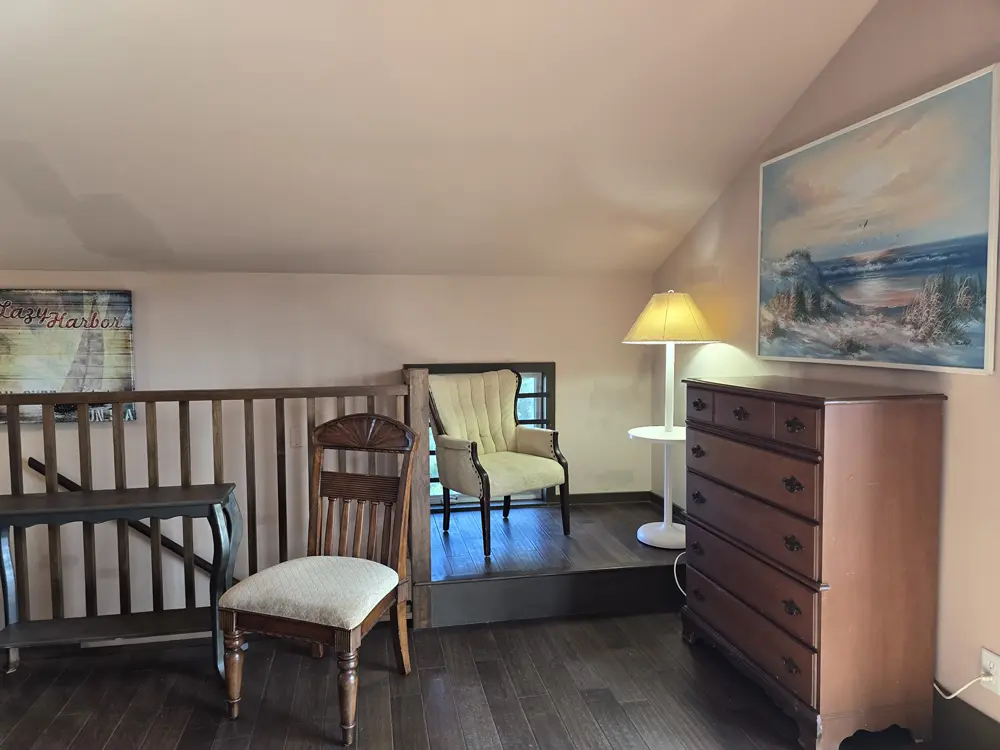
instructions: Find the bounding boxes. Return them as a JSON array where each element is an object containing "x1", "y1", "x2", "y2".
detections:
[
  {"x1": 654, "y1": 0, "x2": 1000, "y2": 720},
  {"x1": 0, "y1": 269, "x2": 653, "y2": 618}
]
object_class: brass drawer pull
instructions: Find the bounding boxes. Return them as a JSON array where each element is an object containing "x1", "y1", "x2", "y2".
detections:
[
  {"x1": 691, "y1": 588, "x2": 705, "y2": 602},
  {"x1": 783, "y1": 535, "x2": 804, "y2": 552},
  {"x1": 785, "y1": 416, "x2": 806, "y2": 433},
  {"x1": 691, "y1": 445, "x2": 706, "y2": 458},
  {"x1": 782, "y1": 476, "x2": 804, "y2": 493},
  {"x1": 781, "y1": 656, "x2": 802, "y2": 676},
  {"x1": 732, "y1": 406, "x2": 750, "y2": 421},
  {"x1": 692, "y1": 398, "x2": 708, "y2": 412},
  {"x1": 691, "y1": 490, "x2": 706, "y2": 504},
  {"x1": 782, "y1": 599, "x2": 803, "y2": 617},
  {"x1": 691, "y1": 541, "x2": 705, "y2": 555}
]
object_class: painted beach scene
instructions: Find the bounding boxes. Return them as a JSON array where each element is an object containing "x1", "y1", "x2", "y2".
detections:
[{"x1": 758, "y1": 68, "x2": 997, "y2": 372}]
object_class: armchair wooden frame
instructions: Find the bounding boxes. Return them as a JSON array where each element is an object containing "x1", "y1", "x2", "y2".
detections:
[{"x1": 221, "y1": 413, "x2": 419, "y2": 746}]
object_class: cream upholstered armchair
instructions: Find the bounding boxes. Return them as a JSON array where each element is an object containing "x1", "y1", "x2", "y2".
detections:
[{"x1": 428, "y1": 369, "x2": 569, "y2": 557}]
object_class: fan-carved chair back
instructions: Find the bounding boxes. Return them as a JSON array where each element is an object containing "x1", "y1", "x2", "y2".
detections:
[
  {"x1": 221, "y1": 413, "x2": 419, "y2": 747},
  {"x1": 309, "y1": 414, "x2": 416, "y2": 576}
]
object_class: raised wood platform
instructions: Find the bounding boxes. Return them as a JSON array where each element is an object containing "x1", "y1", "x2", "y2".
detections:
[{"x1": 425, "y1": 501, "x2": 686, "y2": 627}]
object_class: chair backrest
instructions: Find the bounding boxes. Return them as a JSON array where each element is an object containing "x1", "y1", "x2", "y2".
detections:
[
  {"x1": 427, "y1": 369, "x2": 520, "y2": 455},
  {"x1": 307, "y1": 413, "x2": 419, "y2": 577}
]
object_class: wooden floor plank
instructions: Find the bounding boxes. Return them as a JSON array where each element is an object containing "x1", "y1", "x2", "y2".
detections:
[
  {"x1": 490, "y1": 624, "x2": 546, "y2": 699},
  {"x1": 68, "y1": 668, "x2": 146, "y2": 750},
  {"x1": 28, "y1": 713, "x2": 91, "y2": 750},
  {"x1": 580, "y1": 688, "x2": 649, "y2": 750},
  {"x1": 519, "y1": 695, "x2": 575, "y2": 750},
  {"x1": 355, "y1": 681, "x2": 392, "y2": 750},
  {"x1": 0, "y1": 665, "x2": 88, "y2": 748},
  {"x1": 139, "y1": 706, "x2": 194, "y2": 750},
  {"x1": 0, "y1": 667, "x2": 62, "y2": 745},
  {"x1": 390, "y1": 693, "x2": 430, "y2": 750},
  {"x1": 247, "y1": 649, "x2": 302, "y2": 750},
  {"x1": 419, "y1": 667, "x2": 465, "y2": 750},
  {"x1": 283, "y1": 652, "x2": 330, "y2": 750},
  {"x1": 439, "y1": 629, "x2": 503, "y2": 750},
  {"x1": 475, "y1": 659, "x2": 537, "y2": 750},
  {"x1": 103, "y1": 670, "x2": 179, "y2": 750}
]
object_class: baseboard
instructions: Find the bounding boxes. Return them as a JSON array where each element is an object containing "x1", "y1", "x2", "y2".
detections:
[
  {"x1": 430, "y1": 490, "x2": 664, "y2": 515},
  {"x1": 425, "y1": 564, "x2": 686, "y2": 628},
  {"x1": 934, "y1": 691, "x2": 1000, "y2": 749}
]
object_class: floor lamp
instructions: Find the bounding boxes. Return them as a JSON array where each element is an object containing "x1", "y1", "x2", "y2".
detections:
[{"x1": 623, "y1": 291, "x2": 716, "y2": 549}]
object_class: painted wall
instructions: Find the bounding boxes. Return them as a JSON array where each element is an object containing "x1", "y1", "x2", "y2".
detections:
[
  {"x1": 654, "y1": 0, "x2": 1000, "y2": 721},
  {"x1": 0, "y1": 270, "x2": 653, "y2": 618}
]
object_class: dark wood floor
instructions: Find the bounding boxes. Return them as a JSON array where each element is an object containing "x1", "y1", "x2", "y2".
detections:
[
  {"x1": 3, "y1": 613, "x2": 927, "y2": 750},
  {"x1": 431, "y1": 502, "x2": 678, "y2": 581}
]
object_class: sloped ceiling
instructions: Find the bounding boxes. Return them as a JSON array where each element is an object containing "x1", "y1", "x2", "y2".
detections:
[{"x1": 0, "y1": 1, "x2": 876, "y2": 275}]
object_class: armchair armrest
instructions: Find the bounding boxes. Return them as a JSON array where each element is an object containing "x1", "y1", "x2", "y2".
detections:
[
  {"x1": 515, "y1": 425, "x2": 559, "y2": 460},
  {"x1": 434, "y1": 434, "x2": 486, "y2": 498}
]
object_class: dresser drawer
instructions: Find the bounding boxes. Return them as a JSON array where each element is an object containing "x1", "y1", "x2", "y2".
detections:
[
  {"x1": 686, "y1": 387, "x2": 715, "y2": 424},
  {"x1": 773, "y1": 402, "x2": 822, "y2": 450},
  {"x1": 687, "y1": 523, "x2": 819, "y2": 647},
  {"x1": 687, "y1": 428, "x2": 821, "y2": 521},
  {"x1": 687, "y1": 568, "x2": 818, "y2": 707},
  {"x1": 686, "y1": 472, "x2": 820, "y2": 580},
  {"x1": 714, "y1": 392, "x2": 773, "y2": 439}
]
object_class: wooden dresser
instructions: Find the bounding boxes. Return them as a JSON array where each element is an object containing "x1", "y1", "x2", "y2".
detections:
[{"x1": 680, "y1": 376, "x2": 945, "y2": 750}]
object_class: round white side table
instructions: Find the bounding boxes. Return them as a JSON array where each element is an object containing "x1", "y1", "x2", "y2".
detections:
[{"x1": 628, "y1": 425, "x2": 687, "y2": 549}]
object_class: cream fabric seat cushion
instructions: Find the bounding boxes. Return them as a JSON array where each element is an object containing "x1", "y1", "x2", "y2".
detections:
[
  {"x1": 478, "y1": 451, "x2": 565, "y2": 497},
  {"x1": 219, "y1": 556, "x2": 399, "y2": 631}
]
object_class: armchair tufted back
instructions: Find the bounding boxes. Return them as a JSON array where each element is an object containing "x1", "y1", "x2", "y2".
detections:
[{"x1": 428, "y1": 369, "x2": 519, "y2": 455}]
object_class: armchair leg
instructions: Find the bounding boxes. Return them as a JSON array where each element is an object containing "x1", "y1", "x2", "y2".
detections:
[
  {"x1": 480, "y1": 494, "x2": 492, "y2": 557},
  {"x1": 224, "y1": 627, "x2": 245, "y2": 720},
  {"x1": 502, "y1": 495, "x2": 512, "y2": 519},
  {"x1": 559, "y1": 482, "x2": 570, "y2": 536},
  {"x1": 337, "y1": 650, "x2": 359, "y2": 746},
  {"x1": 442, "y1": 488, "x2": 451, "y2": 532},
  {"x1": 390, "y1": 596, "x2": 411, "y2": 675}
]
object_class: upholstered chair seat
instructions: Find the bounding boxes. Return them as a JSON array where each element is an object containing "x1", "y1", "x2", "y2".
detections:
[
  {"x1": 219, "y1": 557, "x2": 399, "y2": 631},
  {"x1": 429, "y1": 369, "x2": 570, "y2": 557}
]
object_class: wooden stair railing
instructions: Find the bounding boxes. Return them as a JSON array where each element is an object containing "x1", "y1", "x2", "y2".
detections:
[{"x1": 26, "y1": 457, "x2": 238, "y2": 584}]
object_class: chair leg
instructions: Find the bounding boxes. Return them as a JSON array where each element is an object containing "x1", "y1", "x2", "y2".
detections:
[
  {"x1": 337, "y1": 650, "x2": 359, "y2": 746},
  {"x1": 224, "y1": 627, "x2": 245, "y2": 720},
  {"x1": 560, "y1": 482, "x2": 571, "y2": 536},
  {"x1": 442, "y1": 488, "x2": 451, "y2": 532},
  {"x1": 480, "y1": 493, "x2": 491, "y2": 557},
  {"x1": 502, "y1": 495, "x2": 512, "y2": 519},
  {"x1": 390, "y1": 597, "x2": 412, "y2": 675}
]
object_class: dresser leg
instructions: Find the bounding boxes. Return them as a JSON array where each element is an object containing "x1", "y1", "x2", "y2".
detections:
[
  {"x1": 796, "y1": 714, "x2": 821, "y2": 750},
  {"x1": 680, "y1": 609, "x2": 701, "y2": 646}
]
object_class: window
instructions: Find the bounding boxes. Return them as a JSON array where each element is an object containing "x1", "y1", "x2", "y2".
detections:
[{"x1": 404, "y1": 362, "x2": 556, "y2": 505}]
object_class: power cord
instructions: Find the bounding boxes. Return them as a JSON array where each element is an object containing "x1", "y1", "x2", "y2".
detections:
[
  {"x1": 673, "y1": 551, "x2": 686, "y2": 596},
  {"x1": 934, "y1": 673, "x2": 994, "y2": 700}
]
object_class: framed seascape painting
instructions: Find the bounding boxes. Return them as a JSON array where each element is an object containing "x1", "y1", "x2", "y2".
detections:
[
  {"x1": 0, "y1": 289, "x2": 136, "y2": 423},
  {"x1": 758, "y1": 65, "x2": 1000, "y2": 373}
]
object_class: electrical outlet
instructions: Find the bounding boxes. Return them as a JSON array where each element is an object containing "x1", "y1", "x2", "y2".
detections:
[{"x1": 981, "y1": 648, "x2": 1000, "y2": 695}]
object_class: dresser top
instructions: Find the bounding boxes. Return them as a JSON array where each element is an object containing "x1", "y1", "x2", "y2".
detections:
[{"x1": 683, "y1": 376, "x2": 946, "y2": 404}]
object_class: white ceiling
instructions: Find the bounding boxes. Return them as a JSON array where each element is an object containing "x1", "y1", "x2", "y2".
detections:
[{"x1": 0, "y1": 1, "x2": 876, "y2": 275}]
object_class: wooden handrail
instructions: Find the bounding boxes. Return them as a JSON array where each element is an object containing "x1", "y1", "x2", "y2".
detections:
[
  {"x1": 26, "y1": 457, "x2": 239, "y2": 584},
  {"x1": 0, "y1": 383, "x2": 408, "y2": 406}
]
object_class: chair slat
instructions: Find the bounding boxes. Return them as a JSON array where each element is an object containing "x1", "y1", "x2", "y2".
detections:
[
  {"x1": 112, "y1": 403, "x2": 130, "y2": 615},
  {"x1": 42, "y1": 405, "x2": 62, "y2": 619},
  {"x1": 338, "y1": 499, "x2": 351, "y2": 556},
  {"x1": 366, "y1": 502, "x2": 379, "y2": 560},
  {"x1": 381, "y1": 502, "x2": 393, "y2": 565},
  {"x1": 352, "y1": 501, "x2": 366, "y2": 557},
  {"x1": 77, "y1": 404, "x2": 97, "y2": 617},
  {"x1": 324, "y1": 500, "x2": 336, "y2": 557},
  {"x1": 179, "y1": 401, "x2": 195, "y2": 608}
]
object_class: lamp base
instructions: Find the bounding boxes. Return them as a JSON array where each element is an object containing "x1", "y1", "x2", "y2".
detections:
[{"x1": 636, "y1": 521, "x2": 686, "y2": 550}]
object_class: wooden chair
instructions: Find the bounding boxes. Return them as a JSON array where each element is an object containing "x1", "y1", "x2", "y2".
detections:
[{"x1": 219, "y1": 413, "x2": 419, "y2": 746}]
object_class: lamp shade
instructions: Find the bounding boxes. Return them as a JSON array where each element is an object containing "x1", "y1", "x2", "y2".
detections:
[{"x1": 622, "y1": 290, "x2": 716, "y2": 344}]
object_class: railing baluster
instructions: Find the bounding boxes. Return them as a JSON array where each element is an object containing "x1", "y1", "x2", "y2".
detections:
[
  {"x1": 366, "y1": 396, "x2": 377, "y2": 475},
  {"x1": 112, "y1": 402, "x2": 130, "y2": 615},
  {"x1": 41, "y1": 405, "x2": 63, "y2": 619},
  {"x1": 243, "y1": 400, "x2": 258, "y2": 575},
  {"x1": 146, "y1": 402, "x2": 163, "y2": 611},
  {"x1": 179, "y1": 401, "x2": 195, "y2": 608},
  {"x1": 336, "y1": 397, "x2": 347, "y2": 472},
  {"x1": 275, "y1": 399, "x2": 288, "y2": 564},
  {"x1": 304, "y1": 398, "x2": 316, "y2": 562},
  {"x1": 6, "y1": 406, "x2": 28, "y2": 624},
  {"x1": 76, "y1": 404, "x2": 97, "y2": 617},
  {"x1": 212, "y1": 400, "x2": 224, "y2": 482}
]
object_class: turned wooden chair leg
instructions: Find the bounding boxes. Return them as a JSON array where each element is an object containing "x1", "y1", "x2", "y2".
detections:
[
  {"x1": 390, "y1": 596, "x2": 412, "y2": 675},
  {"x1": 224, "y1": 627, "x2": 245, "y2": 719},
  {"x1": 442, "y1": 488, "x2": 451, "y2": 532},
  {"x1": 560, "y1": 482, "x2": 570, "y2": 535},
  {"x1": 502, "y1": 495, "x2": 512, "y2": 518},
  {"x1": 337, "y1": 650, "x2": 359, "y2": 746}
]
